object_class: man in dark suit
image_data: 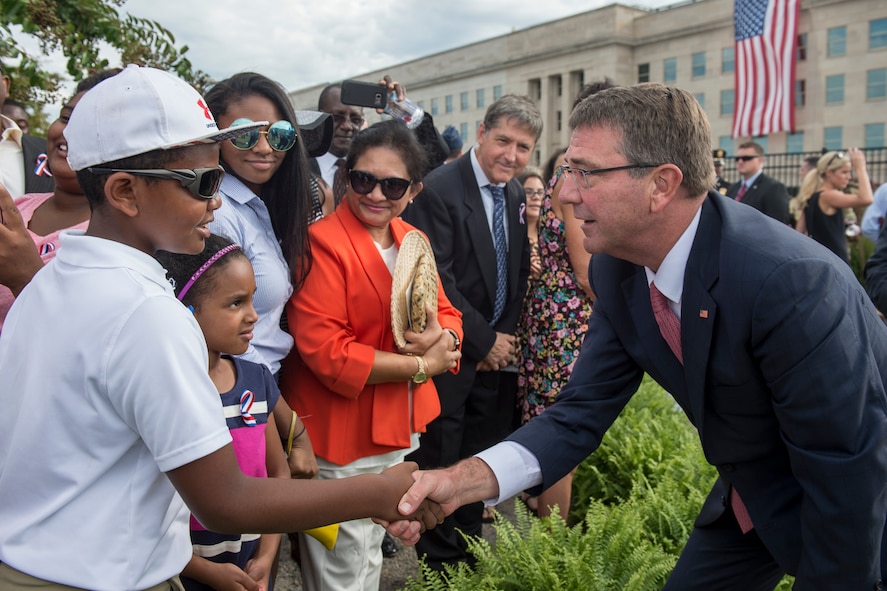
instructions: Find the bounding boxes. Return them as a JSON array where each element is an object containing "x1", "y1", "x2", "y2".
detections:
[
  {"x1": 0, "y1": 62, "x2": 53, "y2": 197},
  {"x1": 400, "y1": 94, "x2": 539, "y2": 570},
  {"x1": 390, "y1": 84, "x2": 887, "y2": 590},
  {"x1": 726, "y1": 141, "x2": 790, "y2": 224}
]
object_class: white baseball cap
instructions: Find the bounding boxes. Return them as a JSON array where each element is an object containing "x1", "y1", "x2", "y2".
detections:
[{"x1": 65, "y1": 64, "x2": 266, "y2": 171}]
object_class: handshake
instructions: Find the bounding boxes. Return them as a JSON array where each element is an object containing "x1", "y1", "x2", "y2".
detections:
[{"x1": 376, "y1": 457, "x2": 498, "y2": 546}]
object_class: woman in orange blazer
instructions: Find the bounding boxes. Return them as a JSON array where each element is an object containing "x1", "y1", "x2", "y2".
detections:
[{"x1": 280, "y1": 120, "x2": 462, "y2": 591}]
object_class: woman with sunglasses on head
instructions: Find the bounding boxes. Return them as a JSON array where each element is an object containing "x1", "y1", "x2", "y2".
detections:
[
  {"x1": 0, "y1": 68, "x2": 120, "y2": 331},
  {"x1": 279, "y1": 119, "x2": 462, "y2": 591},
  {"x1": 793, "y1": 148, "x2": 873, "y2": 264}
]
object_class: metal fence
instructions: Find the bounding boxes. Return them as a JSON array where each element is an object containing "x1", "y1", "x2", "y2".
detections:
[{"x1": 719, "y1": 147, "x2": 887, "y2": 196}]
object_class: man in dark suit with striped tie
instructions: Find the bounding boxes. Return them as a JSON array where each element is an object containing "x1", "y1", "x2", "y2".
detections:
[{"x1": 401, "y1": 94, "x2": 539, "y2": 571}]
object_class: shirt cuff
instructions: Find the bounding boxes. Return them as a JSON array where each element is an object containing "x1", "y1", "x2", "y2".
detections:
[{"x1": 475, "y1": 440, "x2": 543, "y2": 506}]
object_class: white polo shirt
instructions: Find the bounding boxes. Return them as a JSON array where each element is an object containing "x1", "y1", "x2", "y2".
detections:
[{"x1": 0, "y1": 231, "x2": 232, "y2": 591}]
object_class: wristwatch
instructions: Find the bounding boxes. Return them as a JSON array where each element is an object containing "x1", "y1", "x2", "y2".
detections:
[
  {"x1": 412, "y1": 356, "x2": 428, "y2": 384},
  {"x1": 445, "y1": 329, "x2": 461, "y2": 352}
]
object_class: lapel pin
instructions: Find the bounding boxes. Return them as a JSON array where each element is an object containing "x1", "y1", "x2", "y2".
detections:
[{"x1": 699, "y1": 309, "x2": 709, "y2": 319}]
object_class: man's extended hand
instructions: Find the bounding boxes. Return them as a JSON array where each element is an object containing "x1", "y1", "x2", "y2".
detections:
[{"x1": 379, "y1": 458, "x2": 500, "y2": 546}]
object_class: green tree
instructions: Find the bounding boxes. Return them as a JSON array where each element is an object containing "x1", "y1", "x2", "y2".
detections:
[{"x1": 1, "y1": 0, "x2": 212, "y2": 131}]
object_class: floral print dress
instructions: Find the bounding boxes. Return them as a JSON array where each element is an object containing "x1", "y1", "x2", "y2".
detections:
[{"x1": 516, "y1": 191, "x2": 593, "y2": 423}]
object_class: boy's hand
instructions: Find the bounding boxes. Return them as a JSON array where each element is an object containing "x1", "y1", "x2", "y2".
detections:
[
  {"x1": 244, "y1": 557, "x2": 272, "y2": 591},
  {"x1": 375, "y1": 462, "x2": 445, "y2": 527}
]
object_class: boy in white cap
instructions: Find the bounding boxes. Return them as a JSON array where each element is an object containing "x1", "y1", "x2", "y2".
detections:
[{"x1": 0, "y1": 65, "x2": 440, "y2": 591}]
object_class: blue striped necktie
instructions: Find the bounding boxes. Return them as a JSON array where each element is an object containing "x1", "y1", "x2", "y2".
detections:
[{"x1": 489, "y1": 184, "x2": 507, "y2": 325}]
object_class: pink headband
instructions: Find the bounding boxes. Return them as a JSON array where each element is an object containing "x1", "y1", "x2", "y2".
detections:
[{"x1": 176, "y1": 244, "x2": 241, "y2": 302}]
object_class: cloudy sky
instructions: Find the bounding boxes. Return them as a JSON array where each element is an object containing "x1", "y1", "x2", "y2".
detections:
[{"x1": 115, "y1": 0, "x2": 677, "y2": 93}]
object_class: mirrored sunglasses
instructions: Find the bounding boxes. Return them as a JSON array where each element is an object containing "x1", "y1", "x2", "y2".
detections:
[
  {"x1": 230, "y1": 118, "x2": 297, "y2": 151},
  {"x1": 348, "y1": 169, "x2": 412, "y2": 201},
  {"x1": 87, "y1": 166, "x2": 225, "y2": 199}
]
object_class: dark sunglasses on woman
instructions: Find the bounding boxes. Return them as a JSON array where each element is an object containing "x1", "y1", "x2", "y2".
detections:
[
  {"x1": 348, "y1": 169, "x2": 412, "y2": 201},
  {"x1": 229, "y1": 118, "x2": 297, "y2": 152}
]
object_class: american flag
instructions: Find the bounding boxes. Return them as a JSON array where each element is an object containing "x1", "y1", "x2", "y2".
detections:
[{"x1": 732, "y1": 0, "x2": 799, "y2": 138}]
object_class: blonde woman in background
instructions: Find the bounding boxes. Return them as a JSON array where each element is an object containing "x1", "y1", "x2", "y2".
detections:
[{"x1": 793, "y1": 148, "x2": 873, "y2": 264}]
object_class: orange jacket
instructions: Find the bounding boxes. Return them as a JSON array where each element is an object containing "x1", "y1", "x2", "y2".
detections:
[{"x1": 280, "y1": 201, "x2": 462, "y2": 466}]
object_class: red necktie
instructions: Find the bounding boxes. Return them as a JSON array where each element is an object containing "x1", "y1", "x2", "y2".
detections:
[
  {"x1": 333, "y1": 158, "x2": 347, "y2": 206},
  {"x1": 649, "y1": 282, "x2": 682, "y2": 364},
  {"x1": 735, "y1": 182, "x2": 747, "y2": 202},
  {"x1": 649, "y1": 281, "x2": 754, "y2": 532}
]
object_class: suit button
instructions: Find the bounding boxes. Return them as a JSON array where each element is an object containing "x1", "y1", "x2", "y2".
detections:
[
  {"x1": 720, "y1": 496, "x2": 727, "y2": 507},
  {"x1": 722, "y1": 464, "x2": 734, "y2": 472}
]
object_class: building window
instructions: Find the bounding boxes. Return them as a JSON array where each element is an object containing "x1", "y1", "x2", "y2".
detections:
[
  {"x1": 417, "y1": 100, "x2": 424, "y2": 110},
  {"x1": 797, "y1": 33, "x2": 808, "y2": 61},
  {"x1": 871, "y1": 18, "x2": 887, "y2": 49},
  {"x1": 476, "y1": 89, "x2": 485, "y2": 109},
  {"x1": 867, "y1": 68, "x2": 887, "y2": 100},
  {"x1": 664, "y1": 57, "x2": 677, "y2": 82},
  {"x1": 549, "y1": 75, "x2": 562, "y2": 98},
  {"x1": 824, "y1": 126, "x2": 843, "y2": 150},
  {"x1": 528, "y1": 79, "x2": 541, "y2": 101},
  {"x1": 694, "y1": 92, "x2": 705, "y2": 110},
  {"x1": 638, "y1": 63, "x2": 650, "y2": 83},
  {"x1": 718, "y1": 135, "x2": 732, "y2": 156},
  {"x1": 722, "y1": 47, "x2": 734, "y2": 73},
  {"x1": 795, "y1": 79, "x2": 806, "y2": 107},
  {"x1": 865, "y1": 123, "x2": 885, "y2": 148},
  {"x1": 445, "y1": 95, "x2": 453, "y2": 114},
  {"x1": 786, "y1": 132, "x2": 804, "y2": 153},
  {"x1": 460, "y1": 91, "x2": 469, "y2": 111},
  {"x1": 459, "y1": 122, "x2": 469, "y2": 142},
  {"x1": 431, "y1": 98, "x2": 439, "y2": 116},
  {"x1": 556, "y1": 110, "x2": 562, "y2": 132},
  {"x1": 572, "y1": 70, "x2": 585, "y2": 91},
  {"x1": 692, "y1": 52, "x2": 706, "y2": 78},
  {"x1": 827, "y1": 26, "x2": 847, "y2": 57},
  {"x1": 720, "y1": 89, "x2": 734, "y2": 117},
  {"x1": 825, "y1": 74, "x2": 845, "y2": 104},
  {"x1": 493, "y1": 85, "x2": 503, "y2": 100}
]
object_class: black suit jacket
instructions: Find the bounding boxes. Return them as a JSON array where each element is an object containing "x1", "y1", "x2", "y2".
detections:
[
  {"x1": 401, "y1": 152, "x2": 530, "y2": 365},
  {"x1": 21, "y1": 134, "x2": 54, "y2": 194},
  {"x1": 726, "y1": 172, "x2": 789, "y2": 224},
  {"x1": 510, "y1": 193, "x2": 887, "y2": 589}
]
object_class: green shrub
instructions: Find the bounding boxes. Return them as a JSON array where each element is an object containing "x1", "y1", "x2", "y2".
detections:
[{"x1": 403, "y1": 376, "x2": 794, "y2": 590}]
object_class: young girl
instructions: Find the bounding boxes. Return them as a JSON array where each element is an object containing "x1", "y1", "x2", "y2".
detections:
[{"x1": 156, "y1": 235, "x2": 288, "y2": 591}]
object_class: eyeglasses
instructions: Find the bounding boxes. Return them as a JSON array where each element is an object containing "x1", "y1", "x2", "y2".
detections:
[
  {"x1": 825, "y1": 151, "x2": 846, "y2": 169},
  {"x1": 557, "y1": 163, "x2": 664, "y2": 190},
  {"x1": 524, "y1": 188, "x2": 545, "y2": 197},
  {"x1": 734, "y1": 155, "x2": 760, "y2": 162},
  {"x1": 87, "y1": 166, "x2": 225, "y2": 199},
  {"x1": 348, "y1": 169, "x2": 412, "y2": 201},
  {"x1": 229, "y1": 118, "x2": 297, "y2": 151},
  {"x1": 331, "y1": 114, "x2": 366, "y2": 129}
]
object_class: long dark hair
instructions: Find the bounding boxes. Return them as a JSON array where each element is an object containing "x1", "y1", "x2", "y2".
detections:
[{"x1": 204, "y1": 72, "x2": 312, "y2": 289}]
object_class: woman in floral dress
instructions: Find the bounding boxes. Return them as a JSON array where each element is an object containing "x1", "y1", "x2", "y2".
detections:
[{"x1": 515, "y1": 148, "x2": 594, "y2": 519}]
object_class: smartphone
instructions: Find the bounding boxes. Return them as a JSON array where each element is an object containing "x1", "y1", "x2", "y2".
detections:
[{"x1": 340, "y1": 80, "x2": 387, "y2": 110}]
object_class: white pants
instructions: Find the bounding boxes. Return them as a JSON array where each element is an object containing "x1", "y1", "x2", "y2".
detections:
[{"x1": 298, "y1": 458, "x2": 398, "y2": 591}]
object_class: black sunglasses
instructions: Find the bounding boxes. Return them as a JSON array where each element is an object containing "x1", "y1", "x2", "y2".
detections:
[
  {"x1": 348, "y1": 169, "x2": 412, "y2": 201},
  {"x1": 230, "y1": 118, "x2": 297, "y2": 152},
  {"x1": 87, "y1": 166, "x2": 225, "y2": 199},
  {"x1": 734, "y1": 155, "x2": 760, "y2": 162}
]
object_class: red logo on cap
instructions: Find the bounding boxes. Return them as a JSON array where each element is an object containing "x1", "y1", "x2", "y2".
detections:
[{"x1": 196, "y1": 99, "x2": 212, "y2": 120}]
